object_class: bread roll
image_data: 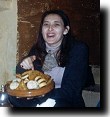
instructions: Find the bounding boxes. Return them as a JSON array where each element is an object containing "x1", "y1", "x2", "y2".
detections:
[
  {"x1": 39, "y1": 82, "x2": 47, "y2": 88},
  {"x1": 10, "y1": 81, "x2": 19, "y2": 90},
  {"x1": 27, "y1": 80, "x2": 39, "y2": 89}
]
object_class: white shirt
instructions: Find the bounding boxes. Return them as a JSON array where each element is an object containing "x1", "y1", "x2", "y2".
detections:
[{"x1": 44, "y1": 66, "x2": 65, "y2": 88}]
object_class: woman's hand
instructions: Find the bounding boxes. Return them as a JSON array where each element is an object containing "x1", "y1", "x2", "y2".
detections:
[{"x1": 20, "y1": 55, "x2": 36, "y2": 70}]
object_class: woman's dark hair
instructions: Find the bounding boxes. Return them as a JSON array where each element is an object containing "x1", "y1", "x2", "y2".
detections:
[{"x1": 34, "y1": 9, "x2": 74, "y2": 66}]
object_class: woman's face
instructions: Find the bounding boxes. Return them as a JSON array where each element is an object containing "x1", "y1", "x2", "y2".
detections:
[{"x1": 42, "y1": 14, "x2": 69, "y2": 46}]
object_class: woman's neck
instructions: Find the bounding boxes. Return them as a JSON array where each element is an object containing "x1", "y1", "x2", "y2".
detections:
[{"x1": 46, "y1": 41, "x2": 62, "y2": 54}]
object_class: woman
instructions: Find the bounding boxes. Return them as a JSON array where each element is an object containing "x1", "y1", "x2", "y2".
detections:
[{"x1": 9, "y1": 10, "x2": 92, "y2": 107}]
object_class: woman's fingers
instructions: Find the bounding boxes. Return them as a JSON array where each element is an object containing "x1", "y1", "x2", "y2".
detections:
[
  {"x1": 28, "y1": 59, "x2": 34, "y2": 70},
  {"x1": 30, "y1": 55, "x2": 36, "y2": 62},
  {"x1": 20, "y1": 56, "x2": 36, "y2": 70},
  {"x1": 20, "y1": 60, "x2": 31, "y2": 69}
]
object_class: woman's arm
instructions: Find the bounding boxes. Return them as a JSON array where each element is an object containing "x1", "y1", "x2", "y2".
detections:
[
  {"x1": 16, "y1": 45, "x2": 36, "y2": 74},
  {"x1": 16, "y1": 45, "x2": 43, "y2": 74}
]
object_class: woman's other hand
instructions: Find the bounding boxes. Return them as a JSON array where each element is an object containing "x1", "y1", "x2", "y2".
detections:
[{"x1": 20, "y1": 55, "x2": 36, "y2": 70}]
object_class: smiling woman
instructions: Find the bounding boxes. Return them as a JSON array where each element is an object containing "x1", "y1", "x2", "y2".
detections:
[{"x1": 9, "y1": 9, "x2": 95, "y2": 107}]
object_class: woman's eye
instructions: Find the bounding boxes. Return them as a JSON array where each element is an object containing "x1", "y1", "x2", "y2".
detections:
[
  {"x1": 43, "y1": 23, "x2": 49, "y2": 26},
  {"x1": 55, "y1": 24, "x2": 60, "y2": 26}
]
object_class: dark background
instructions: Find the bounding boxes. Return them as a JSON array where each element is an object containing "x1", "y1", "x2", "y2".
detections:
[{"x1": 17, "y1": 0, "x2": 100, "y2": 65}]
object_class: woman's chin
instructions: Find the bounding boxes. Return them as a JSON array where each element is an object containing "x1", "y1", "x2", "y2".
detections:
[{"x1": 46, "y1": 41, "x2": 56, "y2": 45}]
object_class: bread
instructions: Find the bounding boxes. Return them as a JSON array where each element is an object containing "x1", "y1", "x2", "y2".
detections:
[
  {"x1": 16, "y1": 80, "x2": 28, "y2": 90},
  {"x1": 39, "y1": 82, "x2": 47, "y2": 88},
  {"x1": 10, "y1": 81, "x2": 19, "y2": 90},
  {"x1": 27, "y1": 80, "x2": 39, "y2": 89},
  {"x1": 10, "y1": 70, "x2": 50, "y2": 90}
]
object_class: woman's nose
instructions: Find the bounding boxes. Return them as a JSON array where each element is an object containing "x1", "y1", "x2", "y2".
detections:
[{"x1": 48, "y1": 25, "x2": 53, "y2": 31}]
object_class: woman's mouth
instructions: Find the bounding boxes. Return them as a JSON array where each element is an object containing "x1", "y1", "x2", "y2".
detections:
[{"x1": 47, "y1": 33, "x2": 55, "y2": 38}]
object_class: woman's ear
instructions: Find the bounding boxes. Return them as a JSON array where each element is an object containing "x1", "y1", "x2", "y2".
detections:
[{"x1": 63, "y1": 26, "x2": 70, "y2": 35}]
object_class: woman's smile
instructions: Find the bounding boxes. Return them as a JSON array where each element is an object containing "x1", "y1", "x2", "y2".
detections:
[{"x1": 47, "y1": 33, "x2": 55, "y2": 38}]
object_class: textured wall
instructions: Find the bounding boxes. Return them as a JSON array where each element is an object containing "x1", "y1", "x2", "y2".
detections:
[
  {"x1": 17, "y1": 0, "x2": 100, "y2": 65},
  {"x1": 17, "y1": 0, "x2": 51, "y2": 62},
  {"x1": 0, "y1": 0, "x2": 17, "y2": 87}
]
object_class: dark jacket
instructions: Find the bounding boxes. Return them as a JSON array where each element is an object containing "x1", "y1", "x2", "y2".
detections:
[{"x1": 10, "y1": 40, "x2": 94, "y2": 107}]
